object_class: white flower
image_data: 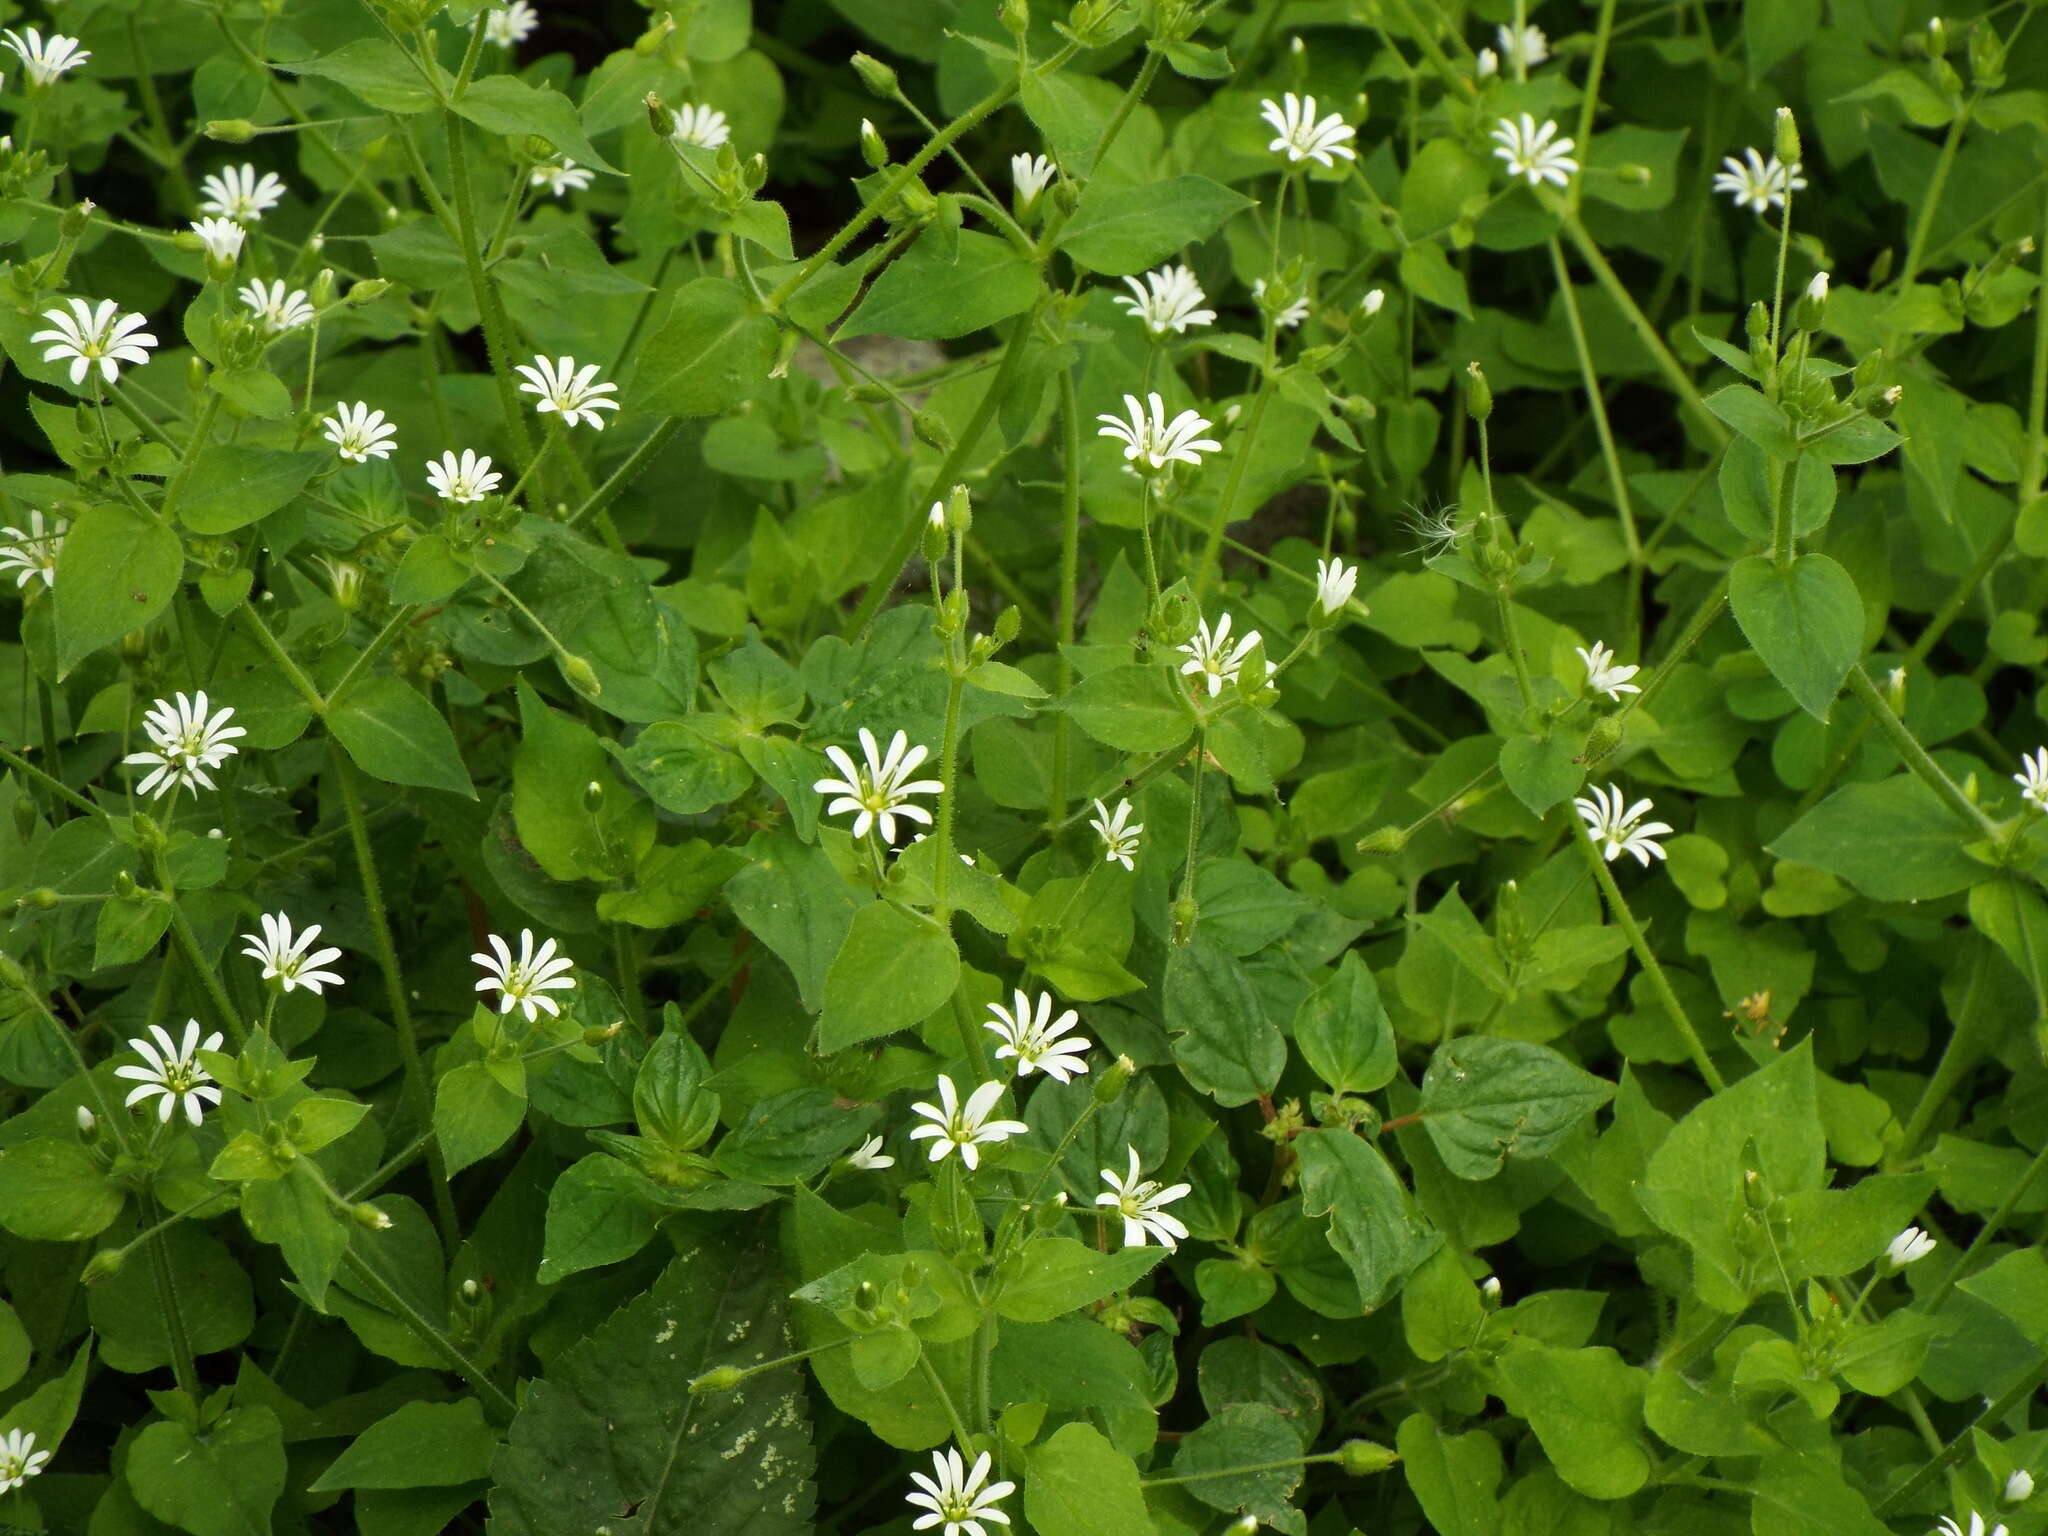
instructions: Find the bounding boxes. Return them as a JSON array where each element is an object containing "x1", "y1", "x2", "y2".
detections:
[
  {"x1": 907, "y1": 1076, "x2": 1028, "y2": 1171},
  {"x1": 472, "y1": 928, "x2": 577, "y2": 1023},
  {"x1": 30, "y1": 297, "x2": 158, "y2": 387},
  {"x1": 0, "y1": 510, "x2": 66, "y2": 589},
  {"x1": 427, "y1": 449, "x2": 502, "y2": 503},
  {"x1": 906, "y1": 1447, "x2": 1016, "y2": 1536},
  {"x1": 1096, "y1": 391, "x2": 1222, "y2": 473},
  {"x1": 670, "y1": 102, "x2": 732, "y2": 149},
  {"x1": 1095, "y1": 1147, "x2": 1191, "y2": 1250},
  {"x1": 1573, "y1": 783, "x2": 1673, "y2": 866},
  {"x1": 199, "y1": 163, "x2": 287, "y2": 222},
  {"x1": 1179, "y1": 613, "x2": 1264, "y2": 698},
  {"x1": 529, "y1": 159, "x2": 592, "y2": 197},
  {"x1": 928, "y1": 500, "x2": 947, "y2": 528},
  {"x1": 3, "y1": 28, "x2": 89, "y2": 86},
  {"x1": 1710, "y1": 147, "x2": 1806, "y2": 214},
  {"x1": 1313, "y1": 555, "x2": 1358, "y2": 618},
  {"x1": 1089, "y1": 797, "x2": 1143, "y2": 871},
  {"x1": 1575, "y1": 640, "x2": 1641, "y2": 700},
  {"x1": 0, "y1": 1429, "x2": 50, "y2": 1493},
  {"x1": 483, "y1": 0, "x2": 539, "y2": 46},
  {"x1": 1806, "y1": 270, "x2": 1829, "y2": 304},
  {"x1": 1883, "y1": 1225, "x2": 1937, "y2": 1271},
  {"x1": 1490, "y1": 114, "x2": 1579, "y2": 188},
  {"x1": 1361, "y1": 287, "x2": 1386, "y2": 317},
  {"x1": 1496, "y1": 22, "x2": 1549, "y2": 68},
  {"x1": 238, "y1": 278, "x2": 316, "y2": 333},
  {"x1": 1259, "y1": 92, "x2": 1357, "y2": 168},
  {"x1": 321, "y1": 401, "x2": 398, "y2": 463},
  {"x1": 812, "y1": 727, "x2": 943, "y2": 844},
  {"x1": 514, "y1": 354, "x2": 620, "y2": 430},
  {"x1": 1475, "y1": 46, "x2": 1499, "y2": 79},
  {"x1": 1114, "y1": 263, "x2": 1216, "y2": 336},
  {"x1": 189, "y1": 216, "x2": 247, "y2": 263},
  {"x1": 114, "y1": 1020, "x2": 225, "y2": 1127},
  {"x1": 1011, "y1": 152, "x2": 1056, "y2": 207},
  {"x1": 123, "y1": 691, "x2": 246, "y2": 799},
  {"x1": 316, "y1": 557, "x2": 363, "y2": 608},
  {"x1": 984, "y1": 989, "x2": 1092, "y2": 1083},
  {"x1": 1253, "y1": 278, "x2": 1310, "y2": 330},
  {"x1": 239, "y1": 912, "x2": 344, "y2": 996},
  {"x1": 2009, "y1": 749, "x2": 2048, "y2": 812},
  {"x1": 848, "y1": 1134, "x2": 895, "y2": 1171},
  {"x1": 2004, "y1": 1471, "x2": 2034, "y2": 1505},
  {"x1": 1936, "y1": 1516, "x2": 2009, "y2": 1536}
]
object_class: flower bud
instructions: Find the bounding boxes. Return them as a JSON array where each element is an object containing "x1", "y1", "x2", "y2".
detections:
[
  {"x1": 75, "y1": 1105, "x2": 97, "y2": 1139},
  {"x1": 80, "y1": 1248, "x2": 126, "y2": 1285},
  {"x1": 1581, "y1": 712, "x2": 1624, "y2": 765},
  {"x1": 1743, "y1": 1168, "x2": 1770, "y2": 1211},
  {"x1": 689, "y1": 1365, "x2": 746, "y2": 1394},
  {"x1": 1225, "y1": 1519, "x2": 1260, "y2": 1536},
  {"x1": 346, "y1": 279, "x2": 392, "y2": 306},
  {"x1": 1359, "y1": 287, "x2": 1385, "y2": 318},
  {"x1": 1336, "y1": 1439, "x2": 1399, "y2": 1476},
  {"x1": 562, "y1": 654, "x2": 603, "y2": 697},
  {"x1": 1000, "y1": 0, "x2": 1029, "y2": 34},
  {"x1": 1355, "y1": 824, "x2": 1408, "y2": 855},
  {"x1": 912, "y1": 411, "x2": 954, "y2": 453},
  {"x1": 583, "y1": 779, "x2": 605, "y2": 813},
  {"x1": 205, "y1": 119, "x2": 258, "y2": 143},
  {"x1": 1093, "y1": 1054, "x2": 1135, "y2": 1105},
  {"x1": 634, "y1": 13, "x2": 676, "y2": 55},
  {"x1": 24, "y1": 887, "x2": 59, "y2": 910},
  {"x1": 1924, "y1": 15, "x2": 1947, "y2": 58},
  {"x1": 1032, "y1": 1191, "x2": 1070, "y2": 1230},
  {"x1": 1480, "y1": 1275, "x2": 1503, "y2": 1306},
  {"x1": 1971, "y1": 26, "x2": 2007, "y2": 87},
  {"x1": 859, "y1": 119, "x2": 889, "y2": 171},
  {"x1": 1169, "y1": 895, "x2": 1199, "y2": 947},
  {"x1": 1464, "y1": 360, "x2": 1492, "y2": 422},
  {"x1": 12, "y1": 799, "x2": 36, "y2": 843},
  {"x1": 1773, "y1": 106, "x2": 1802, "y2": 167},
  {"x1": 850, "y1": 52, "x2": 900, "y2": 98},
  {"x1": 2006, "y1": 1470, "x2": 2035, "y2": 1505},
  {"x1": 581, "y1": 1021, "x2": 622, "y2": 1047},
  {"x1": 353, "y1": 1202, "x2": 394, "y2": 1230},
  {"x1": 460, "y1": 1278, "x2": 482, "y2": 1303},
  {"x1": 645, "y1": 92, "x2": 671, "y2": 138},
  {"x1": 1793, "y1": 270, "x2": 1829, "y2": 332}
]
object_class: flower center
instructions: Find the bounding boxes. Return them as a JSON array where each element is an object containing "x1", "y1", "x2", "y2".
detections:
[{"x1": 164, "y1": 1063, "x2": 200, "y2": 1094}]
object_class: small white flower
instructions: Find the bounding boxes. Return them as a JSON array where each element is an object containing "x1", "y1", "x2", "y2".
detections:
[
  {"x1": 114, "y1": 1021, "x2": 225, "y2": 1127},
  {"x1": 483, "y1": 0, "x2": 540, "y2": 46},
  {"x1": 984, "y1": 989, "x2": 1092, "y2": 1083},
  {"x1": 3, "y1": 28, "x2": 89, "y2": 86},
  {"x1": 1089, "y1": 797, "x2": 1143, "y2": 871},
  {"x1": 199, "y1": 163, "x2": 287, "y2": 222},
  {"x1": 1179, "y1": 613, "x2": 1264, "y2": 698},
  {"x1": 847, "y1": 1134, "x2": 895, "y2": 1171},
  {"x1": 1095, "y1": 1147, "x2": 1191, "y2": 1250},
  {"x1": 1496, "y1": 22, "x2": 1549, "y2": 68},
  {"x1": 1011, "y1": 151, "x2": 1056, "y2": 207},
  {"x1": 426, "y1": 449, "x2": 502, "y2": 503},
  {"x1": 1475, "y1": 46, "x2": 1500, "y2": 79},
  {"x1": 907, "y1": 1076, "x2": 1028, "y2": 1171},
  {"x1": 514, "y1": 354, "x2": 620, "y2": 430},
  {"x1": 1360, "y1": 288, "x2": 1386, "y2": 317},
  {"x1": 321, "y1": 401, "x2": 398, "y2": 463},
  {"x1": 123, "y1": 691, "x2": 246, "y2": 799},
  {"x1": 238, "y1": 278, "x2": 316, "y2": 333},
  {"x1": 0, "y1": 1429, "x2": 50, "y2": 1492},
  {"x1": 529, "y1": 159, "x2": 592, "y2": 197},
  {"x1": 1490, "y1": 113, "x2": 1579, "y2": 188},
  {"x1": 1883, "y1": 1225, "x2": 1937, "y2": 1271},
  {"x1": 1710, "y1": 147, "x2": 1806, "y2": 215},
  {"x1": 1313, "y1": 555, "x2": 1358, "y2": 618},
  {"x1": 2004, "y1": 1471, "x2": 2034, "y2": 1505},
  {"x1": 813, "y1": 727, "x2": 944, "y2": 844},
  {"x1": 1253, "y1": 278, "x2": 1311, "y2": 330},
  {"x1": 1259, "y1": 92, "x2": 1357, "y2": 168},
  {"x1": 670, "y1": 102, "x2": 732, "y2": 149},
  {"x1": 1575, "y1": 640, "x2": 1641, "y2": 701},
  {"x1": 1113, "y1": 263, "x2": 1216, "y2": 336},
  {"x1": 239, "y1": 912, "x2": 344, "y2": 996},
  {"x1": 1573, "y1": 783, "x2": 1673, "y2": 866},
  {"x1": 1096, "y1": 391, "x2": 1222, "y2": 473},
  {"x1": 30, "y1": 297, "x2": 158, "y2": 387},
  {"x1": 189, "y1": 216, "x2": 247, "y2": 263},
  {"x1": 906, "y1": 1447, "x2": 1016, "y2": 1536},
  {"x1": 1936, "y1": 1515, "x2": 2009, "y2": 1536},
  {"x1": 472, "y1": 928, "x2": 577, "y2": 1023},
  {"x1": 316, "y1": 556, "x2": 363, "y2": 608},
  {"x1": 0, "y1": 509, "x2": 66, "y2": 589}
]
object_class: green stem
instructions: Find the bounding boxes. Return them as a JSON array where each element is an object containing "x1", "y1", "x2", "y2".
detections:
[
  {"x1": 1547, "y1": 238, "x2": 1641, "y2": 565},
  {"x1": 1192, "y1": 377, "x2": 1277, "y2": 597},
  {"x1": 437, "y1": 114, "x2": 536, "y2": 466},
  {"x1": 1560, "y1": 214, "x2": 1726, "y2": 445},
  {"x1": 326, "y1": 605, "x2": 421, "y2": 711},
  {"x1": 565, "y1": 420, "x2": 682, "y2": 531},
  {"x1": 1842, "y1": 666, "x2": 2001, "y2": 843},
  {"x1": 342, "y1": 1250, "x2": 517, "y2": 1421},
  {"x1": 1767, "y1": 453, "x2": 1795, "y2": 570},
  {"x1": 1572, "y1": 0, "x2": 1621, "y2": 169},
  {"x1": 1086, "y1": 49, "x2": 1161, "y2": 174},
  {"x1": 612, "y1": 924, "x2": 646, "y2": 1034},
  {"x1": 143, "y1": 1198, "x2": 201, "y2": 1399},
  {"x1": 153, "y1": 854, "x2": 244, "y2": 1046},
  {"x1": 1142, "y1": 1454, "x2": 1336, "y2": 1489},
  {"x1": 1578, "y1": 833, "x2": 1726, "y2": 1091},
  {"x1": 1875, "y1": 1352, "x2": 2048, "y2": 1515},
  {"x1": 1922, "y1": 1135, "x2": 2048, "y2": 1313},
  {"x1": 238, "y1": 601, "x2": 326, "y2": 714},
  {"x1": 916, "y1": 1354, "x2": 976, "y2": 1451},
  {"x1": 332, "y1": 744, "x2": 459, "y2": 1248},
  {"x1": 0, "y1": 741, "x2": 101, "y2": 817},
  {"x1": 1049, "y1": 368, "x2": 1083, "y2": 827},
  {"x1": 1898, "y1": 98, "x2": 1978, "y2": 290}
]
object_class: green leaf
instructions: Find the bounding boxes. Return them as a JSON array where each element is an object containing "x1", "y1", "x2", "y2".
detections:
[
  {"x1": 329, "y1": 675, "x2": 476, "y2": 796},
  {"x1": 278, "y1": 38, "x2": 438, "y2": 112},
  {"x1": 310, "y1": 1399, "x2": 499, "y2": 1491},
  {"x1": 727, "y1": 830, "x2": 860, "y2": 1011},
  {"x1": 51, "y1": 502, "x2": 183, "y2": 675},
  {"x1": 129, "y1": 1406, "x2": 287, "y2": 1536},
  {"x1": 1167, "y1": 1403, "x2": 1304, "y2": 1530},
  {"x1": 1418, "y1": 1037, "x2": 1615, "y2": 1179},
  {"x1": 175, "y1": 445, "x2": 319, "y2": 534},
  {"x1": 1291, "y1": 1129, "x2": 1440, "y2": 1309},
  {"x1": 1026, "y1": 1422, "x2": 1155, "y2": 1536},
  {"x1": 1166, "y1": 939, "x2": 1284, "y2": 1107},
  {"x1": 240, "y1": 1164, "x2": 351, "y2": 1308},
  {"x1": 1769, "y1": 776, "x2": 1989, "y2": 902},
  {"x1": 1498, "y1": 728, "x2": 1584, "y2": 816},
  {"x1": 996, "y1": 1237, "x2": 1164, "y2": 1323},
  {"x1": 490, "y1": 1235, "x2": 815, "y2": 1535},
  {"x1": 0, "y1": 1137, "x2": 126, "y2": 1241},
  {"x1": 89, "y1": 1226, "x2": 253, "y2": 1373},
  {"x1": 1396, "y1": 1413, "x2": 1501, "y2": 1536},
  {"x1": 819, "y1": 901, "x2": 960, "y2": 1051},
  {"x1": 451, "y1": 75, "x2": 619, "y2": 172},
  {"x1": 536, "y1": 1153, "x2": 665, "y2": 1284},
  {"x1": 635, "y1": 1015, "x2": 720, "y2": 1152},
  {"x1": 1745, "y1": 0, "x2": 1820, "y2": 79},
  {"x1": 1728, "y1": 553, "x2": 1864, "y2": 721},
  {"x1": 609, "y1": 720, "x2": 753, "y2": 815},
  {"x1": 1491, "y1": 1343, "x2": 1651, "y2": 1499},
  {"x1": 1061, "y1": 664, "x2": 1194, "y2": 753},
  {"x1": 434, "y1": 1060, "x2": 527, "y2": 1177},
  {"x1": 1293, "y1": 952, "x2": 1396, "y2": 1095},
  {"x1": 840, "y1": 228, "x2": 1041, "y2": 341},
  {"x1": 512, "y1": 676, "x2": 608, "y2": 881},
  {"x1": 1398, "y1": 243, "x2": 1473, "y2": 318},
  {"x1": 630, "y1": 278, "x2": 779, "y2": 417},
  {"x1": 1704, "y1": 384, "x2": 1796, "y2": 456},
  {"x1": 1055, "y1": 176, "x2": 1252, "y2": 276},
  {"x1": 713, "y1": 1087, "x2": 876, "y2": 1184}
]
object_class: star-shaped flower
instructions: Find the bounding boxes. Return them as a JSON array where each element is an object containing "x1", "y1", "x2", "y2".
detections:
[
  {"x1": 30, "y1": 297, "x2": 158, "y2": 387},
  {"x1": 321, "y1": 401, "x2": 398, "y2": 463},
  {"x1": 239, "y1": 912, "x2": 345, "y2": 996},
  {"x1": 0, "y1": 510, "x2": 66, "y2": 590},
  {"x1": 984, "y1": 990, "x2": 1092, "y2": 1083},
  {"x1": 484, "y1": 1, "x2": 540, "y2": 46},
  {"x1": 115, "y1": 1020, "x2": 226, "y2": 1127},
  {"x1": 199, "y1": 163, "x2": 287, "y2": 222},
  {"x1": 1089, "y1": 797, "x2": 1143, "y2": 870},
  {"x1": 1575, "y1": 640, "x2": 1641, "y2": 701},
  {"x1": 670, "y1": 103, "x2": 732, "y2": 149},
  {"x1": 529, "y1": 159, "x2": 593, "y2": 197},
  {"x1": 813, "y1": 727, "x2": 943, "y2": 844},
  {"x1": 123, "y1": 691, "x2": 246, "y2": 799},
  {"x1": 1259, "y1": 92, "x2": 1357, "y2": 168},
  {"x1": 473, "y1": 928, "x2": 577, "y2": 1023},
  {"x1": 1096, "y1": 391, "x2": 1221, "y2": 473},
  {"x1": 2014, "y1": 748, "x2": 2048, "y2": 812},
  {"x1": 1313, "y1": 556, "x2": 1358, "y2": 618},
  {"x1": 238, "y1": 278, "x2": 316, "y2": 333},
  {"x1": 1179, "y1": 613, "x2": 1266, "y2": 698},
  {"x1": 1711, "y1": 147, "x2": 1806, "y2": 215},
  {"x1": 1096, "y1": 1147, "x2": 1192, "y2": 1249},
  {"x1": 0, "y1": 1429, "x2": 51, "y2": 1492},
  {"x1": 906, "y1": 1448, "x2": 1016, "y2": 1536},
  {"x1": 1573, "y1": 783, "x2": 1673, "y2": 866},
  {"x1": 907, "y1": 1076, "x2": 1028, "y2": 1170},
  {"x1": 426, "y1": 449, "x2": 502, "y2": 503},
  {"x1": 189, "y1": 216, "x2": 247, "y2": 263},
  {"x1": 1490, "y1": 113, "x2": 1579, "y2": 188},
  {"x1": 514, "y1": 354, "x2": 620, "y2": 430},
  {"x1": 1114, "y1": 263, "x2": 1216, "y2": 336},
  {"x1": 3, "y1": 28, "x2": 89, "y2": 86}
]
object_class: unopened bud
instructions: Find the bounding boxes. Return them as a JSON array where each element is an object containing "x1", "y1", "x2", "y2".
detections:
[
  {"x1": 1168, "y1": 895, "x2": 1198, "y2": 947},
  {"x1": 999, "y1": 0, "x2": 1029, "y2": 35},
  {"x1": 645, "y1": 92, "x2": 671, "y2": 138},
  {"x1": 850, "y1": 52, "x2": 899, "y2": 98},
  {"x1": 1581, "y1": 712, "x2": 1625, "y2": 764},
  {"x1": 581, "y1": 1021, "x2": 623, "y2": 1047},
  {"x1": 1356, "y1": 824, "x2": 1408, "y2": 855},
  {"x1": 353, "y1": 1202, "x2": 394, "y2": 1230},
  {"x1": 75, "y1": 1105, "x2": 97, "y2": 1138},
  {"x1": 583, "y1": 779, "x2": 605, "y2": 813},
  {"x1": 1480, "y1": 1274, "x2": 1503, "y2": 1306},
  {"x1": 519, "y1": 134, "x2": 555, "y2": 165},
  {"x1": 2005, "y1": 1470, "x2": 2035, "y2": 1505},
  {"x1": 1925, "y1": 16, "x2": 1947, "y2": 57},
  {"x1": 0, "y1": 952, "x2": 26, "y2": 990},
  {"x1": 859, "y1": 119, "x2": 888, "y2": 171},
  {"x1": 346, "y1": 279, "x2": 392, "y2": 306},
  {"x1": 205, "y1": 119, "x2": 257, "y2": 143},
  {"x1": 25, "y1": 886, "x2": 59, "y2": 909},
  {"x1": 1094, "y1": 1054, "x2": 1135, "y2": 1105},
  {"x1": 912, "y1": 411, "x2": 953, "y2": 453},
  {"x1": 1773, "y1": 106, "x2": 1801, "y2": 166},
  {"x1": 992, "y1": 605, "x2": 1021, "y2": 645},
  {"x1": 944, "y1": 484, "x2": 972, "y2": 534},
  {"x1": 562, "y1": 654, "x2": 602, "y2": 697},
  {"x1": 460, "y1": 1278, "x2": 482, "y2": 1302},
  {"x1": 1032, "y1": 1191, "x2": 1070, "y2": 1230},
  {"x1": 690, "y1": 1365, "x2": 747, "y2": 1393},
  {"x1": 1870, "y1": 384, "x2": 1903, "y2": 420},
  {"x1": 1359, "y1": 287, "x2": 1385, "y2": 318},
  {"x1": 634, "y1": 14, "x2": 676, "y2": 54},
  {"x1": 1743, "y1": 1169, "x2": 1770, "y2": 1211},
  {"x1": 80, "y1": 1248, "x2": 126, "y2": 1285},
  {"x1": 1794, "y1": 270, "x2": 1829, "y2": 332},
  {"x1": 921, "y1": 504, "x2": 948, "y2": 564},
  {"x1": 1464, "y1": 360, "x2": 1492, "y2": 422},
  {"x1": 1336, "y1": 1439, "x2": 1399, "y2": 1476}
]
